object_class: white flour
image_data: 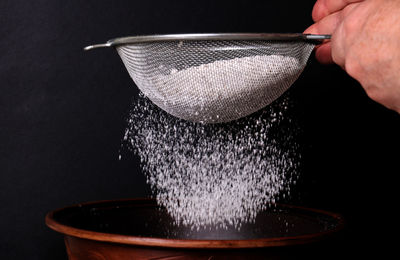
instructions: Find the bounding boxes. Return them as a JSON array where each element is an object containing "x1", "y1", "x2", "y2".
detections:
[
  {"x1": 129, "y1": 55, "x2": 300, "y2": 123},
  {"x1": 123, "y1": 93, "x2": 300, "y2": 229}
]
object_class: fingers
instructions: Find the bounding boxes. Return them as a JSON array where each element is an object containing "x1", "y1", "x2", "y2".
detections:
[
  {"x1": 304, "y1": 11, "x2": 342, "y2": 64},
  {"x1": 330, "y1": 22, "x2": 347, "y2": 68},
  {"x1": 312, "y1": 0, "x2": 364, "y2": 22},
  {"x1": 305, "y1": 3, "x2": 360, "y2": 65},
  {"x1": 315, "y1": 42, "x2": 333, "y2": 64},
  {"x1": 327, "y1": 3, "x2": 361, "y2": 68},
  {"x1": 304, "y1": 11, "x2": 341, "y2": 35}
]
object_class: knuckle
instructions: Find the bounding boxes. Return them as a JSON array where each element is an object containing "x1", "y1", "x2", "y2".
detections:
[
  {"x1": 330, "y1": 28, "x2": 346, "y2": 67},
  {"x1": 365, "y1": 88, "x2": 384, "y2": 104},
  {"x1": 344, "y1": 55, "x2": 362, "y2": 79},
  {"x1": 313, "y1": 0, "x2": 329, "y2": 22},
  {"x1": 342, "y1": 16, "x2": 358, "y2": 35}
]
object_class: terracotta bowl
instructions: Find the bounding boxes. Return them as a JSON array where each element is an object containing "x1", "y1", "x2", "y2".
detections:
[{"x1": 46, "y1": 198, "x2": 344, "y2": 260}]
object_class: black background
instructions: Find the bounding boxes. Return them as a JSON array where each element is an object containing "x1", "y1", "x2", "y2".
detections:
[{"x1": 1, "y1": 0, "x2": 399, "y2": 259}]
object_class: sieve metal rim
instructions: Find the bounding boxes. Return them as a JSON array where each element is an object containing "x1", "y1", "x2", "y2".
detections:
[{"x1": 84, "y1": 33, "x2": 331, "y2": 50}]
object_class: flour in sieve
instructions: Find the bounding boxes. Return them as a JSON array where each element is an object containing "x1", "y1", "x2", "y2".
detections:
[{"x1": 132, "y1": 55, "x2": 301, "y2": 123}]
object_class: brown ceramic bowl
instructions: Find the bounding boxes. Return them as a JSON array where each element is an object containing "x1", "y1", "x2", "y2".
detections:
[{"x1": 46, "y1": 198, "x2": 344, "y2": 259}]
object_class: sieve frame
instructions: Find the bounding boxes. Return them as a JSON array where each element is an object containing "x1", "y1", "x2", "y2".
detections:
[{"x1": 84, "y1": 33, "x2": 331, "y2": 50}]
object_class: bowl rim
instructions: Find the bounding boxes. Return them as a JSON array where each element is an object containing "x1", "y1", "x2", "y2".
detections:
[{"x1": 45, "y1": 198, "x2": 345, "y2": 249}]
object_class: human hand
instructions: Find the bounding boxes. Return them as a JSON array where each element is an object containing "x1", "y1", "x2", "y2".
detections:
[{"x1": 304, "y1": 0, "x2": 400, "y2": 113}]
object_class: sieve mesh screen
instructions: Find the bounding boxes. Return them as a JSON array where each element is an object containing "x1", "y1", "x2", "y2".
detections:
[{"x1": 116, "y1": 40, "x2": 315, "y2": 123}]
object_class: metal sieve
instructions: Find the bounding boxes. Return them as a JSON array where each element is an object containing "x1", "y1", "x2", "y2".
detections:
[{"x1": 85, "y1": 33, "x2": 330, "y2": 123}]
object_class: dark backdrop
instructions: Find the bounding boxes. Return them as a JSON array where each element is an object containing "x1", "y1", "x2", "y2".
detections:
[{"x1": 1, "y1": 0, "x2": 399, "y2": 259}]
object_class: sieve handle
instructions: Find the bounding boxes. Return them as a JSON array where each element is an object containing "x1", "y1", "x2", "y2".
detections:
[
  {"x1": 83, "y1": 42, "x2": 112, "y2": 51},
  {"x1": 304, "y1": 34, "x2": 331, "y2": 41}
]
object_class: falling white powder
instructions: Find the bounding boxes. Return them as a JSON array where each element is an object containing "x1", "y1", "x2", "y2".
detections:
[
  {"x1": 127, "y1": 55, "x2": 301, "y2": 123},
  {"x1": 122, "y1": 92, "x2": 300, "y2": 230}
]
